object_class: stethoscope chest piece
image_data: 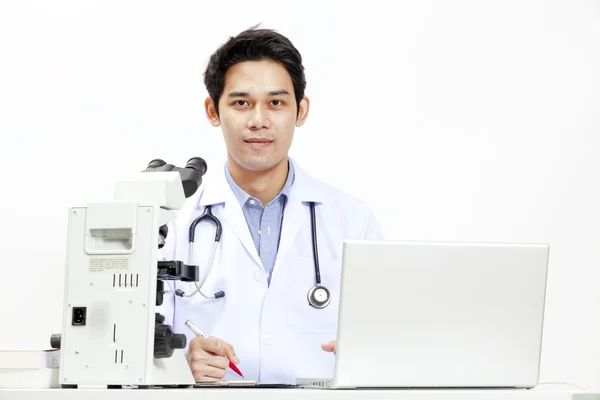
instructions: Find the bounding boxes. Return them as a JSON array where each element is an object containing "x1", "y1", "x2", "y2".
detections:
[{"x1": 308, "y1": 284, "x2": 331, "y2": 309}]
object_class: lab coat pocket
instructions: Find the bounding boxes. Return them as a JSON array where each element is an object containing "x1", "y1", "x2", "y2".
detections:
[{"x1": 285, "y1": 256, "x2": 342, "y2": 334}]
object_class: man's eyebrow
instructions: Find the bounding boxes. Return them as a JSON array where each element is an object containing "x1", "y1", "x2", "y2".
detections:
[
  {"x1": 268, "y1": 89, "x2": 290, "y2": 96},
  {"x1": 227, "y1": 91, "x2": 250, "y2": 98},
  {"x1": 227, "y1": 89, "x2": 291, "y2": 98}
]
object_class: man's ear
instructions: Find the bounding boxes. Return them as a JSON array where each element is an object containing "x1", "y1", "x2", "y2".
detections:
[
  {"x1": 205, "y1": 96, "x2": 220, "y2": 127},
  {"x1": 295, "y1": 96, "x2": 310, "y2": 127}
]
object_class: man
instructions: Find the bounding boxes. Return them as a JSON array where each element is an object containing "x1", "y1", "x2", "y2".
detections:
[{"x1": 160, "y1": 25, "x2": 383, "y2": 384}]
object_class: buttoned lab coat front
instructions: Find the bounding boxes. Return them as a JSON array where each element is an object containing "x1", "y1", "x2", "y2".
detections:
[{"x1": 158, "y1": 159, "x2": 384, "y2": 384}]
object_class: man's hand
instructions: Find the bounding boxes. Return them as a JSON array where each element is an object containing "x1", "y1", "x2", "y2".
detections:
[
  {"x1": 321, "y1": 340, "x2": 336, "y2": 355},
  {"x1": 186, "y1": 336, "x2": 239, "y2": 382}
]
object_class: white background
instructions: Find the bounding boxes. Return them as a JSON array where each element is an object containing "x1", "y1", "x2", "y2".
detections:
[{"x1": 1, "y1": 0, "x2": 599, "y2": 391}]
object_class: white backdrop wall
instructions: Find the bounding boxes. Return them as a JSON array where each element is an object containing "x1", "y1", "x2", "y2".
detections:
[{"x1": 1, "y1": 0, "x2": 599, "y2": 391}]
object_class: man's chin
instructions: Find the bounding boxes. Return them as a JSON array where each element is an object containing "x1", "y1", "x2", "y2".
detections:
[{"x1": 235, "y1": 155, "x2": 286, "y2": 172}]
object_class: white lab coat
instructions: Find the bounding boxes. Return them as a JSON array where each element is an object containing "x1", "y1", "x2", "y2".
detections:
[{"x1": 158, "y1": 158, "x2": 383, "y2": 384}]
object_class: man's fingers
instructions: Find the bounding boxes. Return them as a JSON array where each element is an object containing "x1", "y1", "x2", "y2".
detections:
[
  {"x1": 192, "y1": 364, "x2": 227, "y2": 381},
  {"x1": 321, "y1": 342, "x2": 333, "y2": 351},
  {"x1": 222, "y1": 342, "x2": 240, "y2": 363},
  {"x1": 205, "y1": 354, "x2": 229, "y2": 369},
  {"x1": 188, "y1": 336, "x2": 205, "y2": 352},
  {"x1": 198, "y1": 337, "x2": 227, "y2": 356},
  {"x1": 186, "y1": 336, "x2": 240, "y2": 382},
  {"x1": 321, "y1": 341, "x2": 336, "y2": 354},
  {"x1": 189, "y1": 350, "x2": 228, "y2": 369},
  {"x1": 198, "y1": 337, "x2": 239, "y2": 363}
]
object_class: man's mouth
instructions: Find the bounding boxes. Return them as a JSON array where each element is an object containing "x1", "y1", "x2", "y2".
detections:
[{"x1": 244, "y1": 138, "x2": 273, "y2": 144}]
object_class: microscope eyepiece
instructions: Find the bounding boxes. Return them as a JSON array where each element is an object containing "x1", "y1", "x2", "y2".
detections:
[
  {"x1": 147, "y1": 159, "x2": 167, "y2": 169},
  {"x1": 185, "y1": 157, "x2": 208, "y2": 175},
  {"x1": 143, "y1": 157, "x2": 207, "y2": 198}
]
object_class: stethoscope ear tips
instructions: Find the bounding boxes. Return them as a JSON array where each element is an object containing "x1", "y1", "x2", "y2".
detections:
[
  {"x1": 173, "y1": 288, "x2": 225, "y2": 299},
  {"x1": 308, "y1": 285, "x2": 331, "y2": 309}
]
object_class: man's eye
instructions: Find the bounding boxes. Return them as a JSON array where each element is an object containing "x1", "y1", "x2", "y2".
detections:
[
  {"x1": 234, "y1": 100, "x2": 248, "y2": 106},
  {"x1": 271, "y1": 100, "x2": 283, "y2": 106}
]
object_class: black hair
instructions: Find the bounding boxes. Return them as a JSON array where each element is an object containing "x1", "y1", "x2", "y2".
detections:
[{"x1": 203, "y1": 25, "x2": 306, "y2": 116}]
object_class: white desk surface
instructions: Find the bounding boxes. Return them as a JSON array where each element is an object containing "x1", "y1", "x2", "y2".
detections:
[{"x1": 0, "y1": 388, "x2": 593, "y2": 400}]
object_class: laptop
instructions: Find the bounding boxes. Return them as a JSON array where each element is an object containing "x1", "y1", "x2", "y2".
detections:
[{"x1": 299, "y1": 240, "x2": 549, "y2": 389}]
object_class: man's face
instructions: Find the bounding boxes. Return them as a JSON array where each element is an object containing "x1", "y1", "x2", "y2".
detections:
[{"x1": 205, "y1": 60, "x2": 309, "y2": 172}]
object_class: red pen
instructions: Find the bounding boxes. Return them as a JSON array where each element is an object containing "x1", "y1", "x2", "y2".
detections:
[{"x1": 184, "y1": 319, "x2": 244, "y2": 378}]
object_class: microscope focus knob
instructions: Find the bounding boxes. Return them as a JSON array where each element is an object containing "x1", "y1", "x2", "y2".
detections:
[
  {"x1": 171, "y1": 333, "x2": 187, "y2": 350},
  {"x1": 154, "y1": 324, "x2": 187, "y2": 358},
  {"x1": 50, "y1": 334, "x2": 61, "y2": 349}
]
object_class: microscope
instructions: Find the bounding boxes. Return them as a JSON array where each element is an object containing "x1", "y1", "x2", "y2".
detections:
[{"x1": 50, "y1": 157, "x2": 207, "y2": 388}]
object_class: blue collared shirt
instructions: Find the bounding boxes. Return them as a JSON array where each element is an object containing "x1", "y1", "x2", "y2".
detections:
[{"x1": 225, "y1": 161, "x2": 295, "y2": 285}]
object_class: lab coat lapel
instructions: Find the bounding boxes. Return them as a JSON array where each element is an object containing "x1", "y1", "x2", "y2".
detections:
[
  {"x1": 222, "y1": 192, "x2": 262, "y2": 268},
  {"x1": 273, "y1": 160, "x2": 325, "y2": 279},
  {"x1": 274, "y1": 190, "x2": 305, "y2": 277},
  {"x1": 198, "y1": 167, "x2": 262, "y2": 269}
]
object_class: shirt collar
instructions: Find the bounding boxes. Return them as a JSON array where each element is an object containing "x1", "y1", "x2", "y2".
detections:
[
  {"x1": 198, "y1": 157, "x2": 326, "y2": 207},
  {"x1": 224, "y1": 160, "x2": 296, "y2": 208}
]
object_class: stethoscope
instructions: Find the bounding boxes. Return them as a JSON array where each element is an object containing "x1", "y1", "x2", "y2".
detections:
[{"x1": 174, "y1": 202, "x2": 331, "y2": 309}]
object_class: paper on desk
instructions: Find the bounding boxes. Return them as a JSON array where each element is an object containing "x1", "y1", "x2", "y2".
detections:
[
  {"x1": 0, "y1": 348, "x2": 60, "y2": 369},
  {"x1": 194, "y1": 380, "x2": 258, "y2": 387},
  {"x1": 0, "y1": 348, "x2": 60, "y2": 389}
]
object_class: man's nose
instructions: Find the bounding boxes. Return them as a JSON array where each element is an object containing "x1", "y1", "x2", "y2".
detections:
[{"x1": 247, "y1": 105, "x2": 271, "y2": 130}]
